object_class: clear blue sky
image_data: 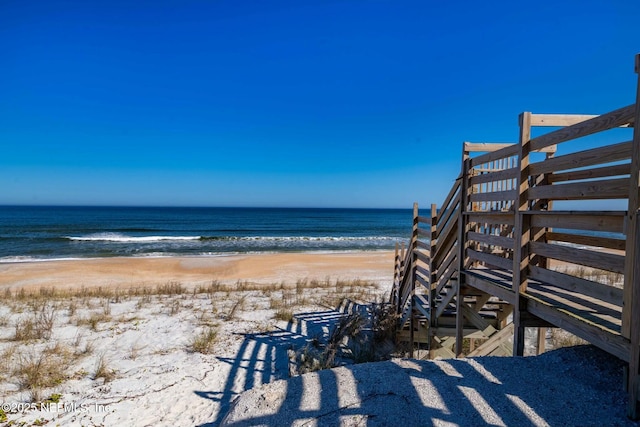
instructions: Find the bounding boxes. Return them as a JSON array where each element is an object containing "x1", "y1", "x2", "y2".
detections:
[{"x1": 1, "y1": 0, "x2": 638, "y2": 208}]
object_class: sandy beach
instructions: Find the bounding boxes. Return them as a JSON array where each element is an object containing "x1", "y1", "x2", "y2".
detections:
[
  {"x1": 0, "y1": 251, "x2": 395, "y2": 292},
  {"x1": 0, "y1": 251, "x2": 634, "y2": 427},
  {"x1": 0, "y1": 251, "x2": 396, "y2": 426}
]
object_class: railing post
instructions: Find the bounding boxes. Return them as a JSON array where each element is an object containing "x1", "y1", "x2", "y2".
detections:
[
  {"x1": 455, "y1": 148, "x2": 471, "y2": 357},
  {"x1": 512, "y1": 111, "x2": 533, "y2": 356},
  {"x1": 409, "y1": 203, "x2": 419, "y2": 357},
  {"x1": 624, "y1": 55, "x2": 640, "y2": 339},
  {"x1": 392, "y1": 242, "x2": 399, "y2": 306},
  {"x1": 429, "y1": 203, "x2": 438, "y2": 327},
  {"x1": 626, "y1": 53, "x2": 640, "y2": 419}
]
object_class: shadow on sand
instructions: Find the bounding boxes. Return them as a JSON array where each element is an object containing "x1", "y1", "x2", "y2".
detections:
[
  {"x1": 194, "y1": 303, "x2": 352, "y2": 427},
  {"x1": 195, "y1": 304, "x2": 633, "y2": 427}
]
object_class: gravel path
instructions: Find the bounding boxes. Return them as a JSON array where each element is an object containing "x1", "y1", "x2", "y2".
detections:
[{"x1": 221, "y1": 345, "x2": 639, "y2": 427}]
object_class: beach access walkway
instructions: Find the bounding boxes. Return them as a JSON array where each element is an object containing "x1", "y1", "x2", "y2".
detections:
[{"x1": 390, "y1": 53, "x2": 640, "y2": 418}]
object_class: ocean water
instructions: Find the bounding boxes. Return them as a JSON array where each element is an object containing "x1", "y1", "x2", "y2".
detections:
[{"x1": 0, "y1": 206, "x2": 413, "y2": 261}]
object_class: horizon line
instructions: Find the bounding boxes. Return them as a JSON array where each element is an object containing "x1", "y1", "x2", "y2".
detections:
[{"x1": 0, "y1": 204, "x2": 416, "y2": 210}]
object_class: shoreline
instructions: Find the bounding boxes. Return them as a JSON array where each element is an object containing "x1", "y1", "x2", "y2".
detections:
[{"x1": 0, "y1": 250, "x2": 396, "y2": 291}]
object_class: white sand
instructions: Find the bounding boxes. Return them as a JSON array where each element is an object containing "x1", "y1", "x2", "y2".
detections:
[
  {"x1": 0, "y1": 253, "x2": 636, "y2": 426},
  {"x1": 222, "y1": 346, "x2": 636, "y2": 427},
  {"x1": 0, "y1": 252, "x2": 392, "y2": 426}
]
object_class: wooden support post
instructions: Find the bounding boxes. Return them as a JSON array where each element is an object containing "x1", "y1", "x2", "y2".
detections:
[
  {"x1": 532, "y1": 141, "x2": 555, "y2": 355},
  {"x1": 536, "y1": 327, "x2": 547, "y2": 355},
  {"x1": 628, "y1": 214, "x2": 640, "y2": 418},
  {"x1": 455, "y1": 282, "x2": 464, "y2": 357},
  {"x1": 455, "y1": 146, "x2": 471, "y2": 357},
  {"x1": 410, "y1": 203, "x2": 419, "y2": 358},
  {"x1": 430, "y1": 203, "x2": 438, "y2": 326},
  {"x1": 626, "y1": 53, "x2": 640, "y2": 419},
  {"x1": 513, "y1": 112, "x2": 533, "y2": 356},
  {"x1": 393, "y1": 242, "x2": 399, "y2": 306},
  {"x1": 624, "y1": 55, "x2": 640, "y2": 339}
]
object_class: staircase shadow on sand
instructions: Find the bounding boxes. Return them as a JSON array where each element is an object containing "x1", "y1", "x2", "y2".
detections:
[{"x1": 194, "y1": 306, "x2": 351, "y2": 427}]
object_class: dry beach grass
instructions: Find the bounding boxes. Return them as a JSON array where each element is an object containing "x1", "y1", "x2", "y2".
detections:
[
  {"x1": 0, "y1": 252, "x2": 393, "y2": 426},
  {"x1": 0, "y1": 251, "x2": 635, "y2": 426}
]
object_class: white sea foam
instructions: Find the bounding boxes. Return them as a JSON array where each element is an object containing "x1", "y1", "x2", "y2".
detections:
[
  {"x1": 0, "y1": 256, "x2": 85, "y2": 263},
  {"x1": 66, "y1": 233, "x2": 400, "y2": 243},
  {"x1": 66, "y1": 233, "x2": 201, "y2": 243}
]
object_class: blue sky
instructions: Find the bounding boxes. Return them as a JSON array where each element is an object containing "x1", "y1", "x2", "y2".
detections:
[{"x1": 1, "y1": 0, "x2": 638, "y2": 208}]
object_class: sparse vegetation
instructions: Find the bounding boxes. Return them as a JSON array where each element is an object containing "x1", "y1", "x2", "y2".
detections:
[
  {"x1": 224, "y1": 296, "x2": 246, "y2": 321},
  {"x1": 189, "y1": 327, "x2": 218, "y2": 354},
  {"x1": 15, "y1": 343, "x2": 72, "y2": 402},
  {"x1": 93, "y1": 353, "x2": 116, "y2": 382},
  {"x1": 0, "y1": 275, "x2": 389, "y2": 422},
  {"x1": 273, "y1": 308, "x2": 294, "y2": 322}
]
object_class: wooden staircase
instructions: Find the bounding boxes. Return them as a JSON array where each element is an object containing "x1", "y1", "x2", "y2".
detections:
[{"x1": 387, "y1": 53, "x2": 640, "y2": 419}]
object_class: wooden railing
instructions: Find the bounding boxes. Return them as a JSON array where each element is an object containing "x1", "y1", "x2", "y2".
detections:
[{"x1": 390, "y1": 53, "x2": 640, "y2": 418}]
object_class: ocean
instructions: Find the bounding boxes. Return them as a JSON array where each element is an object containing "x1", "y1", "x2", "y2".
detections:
[{"x1": 0, "y1": 206, "x2": 413, "y2": 261}]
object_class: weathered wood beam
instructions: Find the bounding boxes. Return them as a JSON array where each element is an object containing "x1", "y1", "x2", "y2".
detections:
[
  {"x1": 529, "y1": 141, "x2": 632, "y2": 176},
  {"x1": 528, "y1": 265, "x2": 623, "y2": 307},
  {"x1": 529, "y1": 104, "x2": 636, "y2": 152},
  {"x1": 467, "y1": 324, "x2": 515, "y2": 357}
]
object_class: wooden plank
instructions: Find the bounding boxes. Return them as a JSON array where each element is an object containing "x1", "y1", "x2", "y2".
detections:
[
  {"x1": 546, "y1": 231, "x2": 626, "y2": 251},
  {"x1": 464, "y1": 142, "x2": 514, "y2": 152},
  {"x1": 525, "y1": 296, "x2": 629, "y2": 362},
  {"x1": 469, "y1": 189, "x2": 518, "y2": 203},
  {"x1": 434, "y1": 212, "x2": 458, "y2": 262},
  {"x1": 414, "y1": 294, "x2": 431, "y2": 322},
  {"x1": 415, "y1": 273, "x2": 429, "y2": 290},
  {"x1": 626, "y1": 55, "x2": 640, "y2": 419},
  {"x1": 512, "y1": 111, "x2": 533, "y2": 356},
  {"x1": 469, "y1": 144, "x2": 518, "y2": 169},
  {"x1": 431, "y1": 328, "x2": 491, "y2": 340},
  {"x1": 436, "y1": 193, "x2": 460, "y2": 236},
  {"x1": 529, "y1": 141, "x2": 632, "y2": 176},
  {"x1": 467, "y1": 248, "x2": 512, "y2": 271},
  {"x1": 467, "y1": 324, "x2": 515, "y2": 357},
  {"x1": 430, "y1": 204, "x2": 438, "y2": 294},
  {"x1": 528, "y1": 264, "x2": 623, "y2": 307},
  {"x1": 435, "y1": 264, "x2": 457, "y2": 295},
  {"x1": 531, "y1": 113, "x2": 632, "y2": 128},
  {"x1": 529, "y1": 104, "x2": 636, "y2": 152},
  {"x1": 529, "y1": 211, "x2": 625, "y2": 234},
  {"x1": 415, "y1": 250, "x2": 430, "y2": 265},
  {"x1": 416, "y1": 265, "x2": 430, "y2": 280},
  {"x1": 529, "y1": 241, "x2": 625, "y2": 274},
  {"x1": 466, "y1": 212, "x2": 515, "y2": 226},
  {"x1": 432, "y1": 231, "x2": 457, "y2": 271},
  {"x1": 629, "y1": 213, "x2": 640, "y2": 417},
  {"x1": 467, "y1": 231, "x2": 514, "y2": 250},
  {"x1": 417, "y1": 227, "x2": 431, "y2": 239},
  {"x1": 416, "y1": 240, "x2": 430, "y2": 251},
  {"x1": 434, "y1": 243, "x2": 457, "y2": 280},
  {"x1": 456, "y1": 155, "x2": 471, "y2": 357},
  {"x1": 528, "y1": 178, "x2": 629, "y2": 201},
  {"x1": 417, "y1": 216, "x2": 430, "y2": 225},
  {"x1": 438, "y1": 180, "x2": 461, "y2": 222},
  {"x1": 435, "y1": 284, "x2": 457, "y2": 319},
  {"x1": 530, "y1": 114, "x2": 599, "y2": 127},
  {"x1": 549, "y1": 163, "x2": 631, "y2": 184},
  {"x1": 624, "y1": 57, "x2": 640, "y2": 343},
  {"x1": 459, "y1": 303, "x2": 497, "y2": 337},
  {"x1": 433, "y1": 242, "x2": 458, "y2": 280},
  {"x1": 463, "y1": 271, "x2": 516, "y2": 304},
  {"x1": 469, "y1": 167, "x2": 517, "y2": 185},
  {"x1": 436, "y1": 205, "x2": 460, "y2": 241}
]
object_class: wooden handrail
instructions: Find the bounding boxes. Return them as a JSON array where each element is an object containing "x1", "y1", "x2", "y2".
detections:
[{"x1": 390, "y1": 58, "x2": 640, "y2": 414}]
